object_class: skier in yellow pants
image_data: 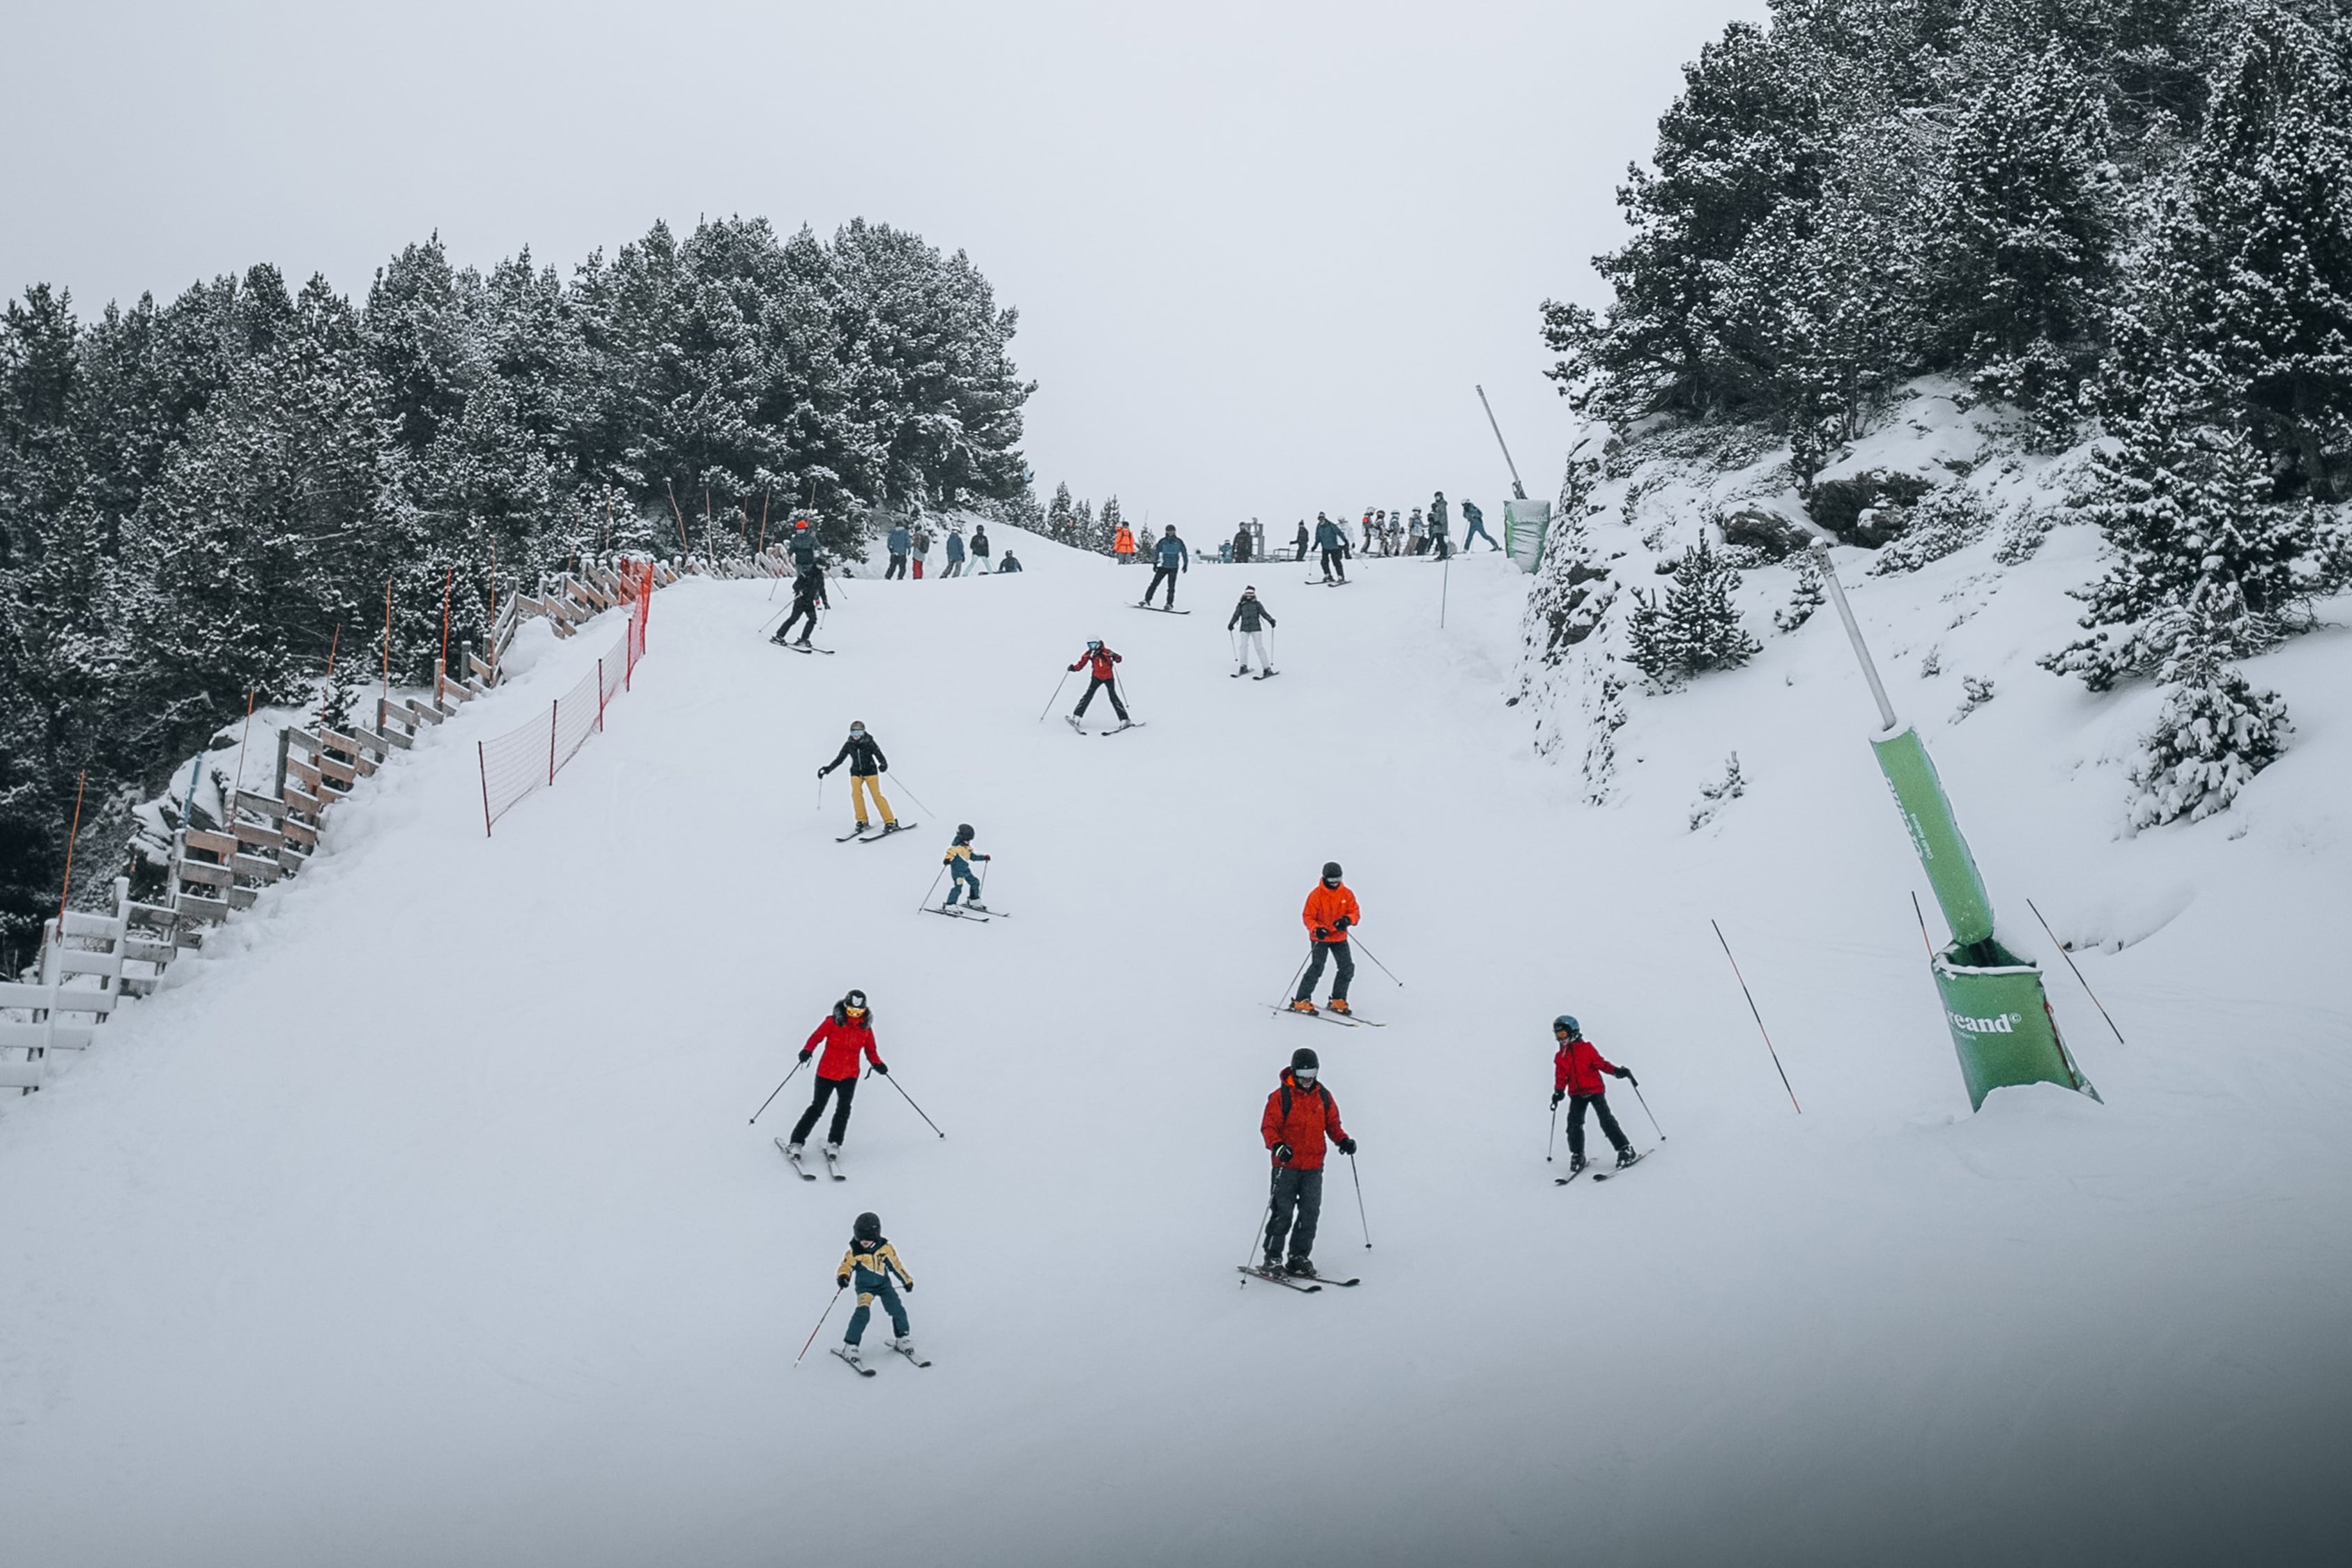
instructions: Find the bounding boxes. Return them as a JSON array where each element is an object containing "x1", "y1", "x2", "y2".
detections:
[{"x1": 818, "y1": 720, "x2": 902, "y2": 837}]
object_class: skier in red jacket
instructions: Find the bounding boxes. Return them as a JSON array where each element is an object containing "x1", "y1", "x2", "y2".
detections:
[
  {"x1": 1551, "y1": 1015, "x2": 1636, "y2": 1172},
  {"x1": 1065, "y1": 639, "x2": 1130, "y2": 729},
  {"x1": 1257, "y1": 1046, "x2": 1356, "y2": 1277},
  {"x1": 1288, "y1": 861, "x2": 1360, "y2": 1016},
  {"x1": 787, "y1": 990, "x2": 888, "y2": 1160}
]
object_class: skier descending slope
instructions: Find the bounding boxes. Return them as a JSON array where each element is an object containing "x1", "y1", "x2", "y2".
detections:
[
  {"x1": 819, "y1": 721, "x2": 900, "y2": 838},
  {"x1": 787, "y1": 990, "x2": 888, "y2": 1174},
  {"x1": 1551, "y1": 1016, "x2": 1638, "y2": 1175},
  {"x1": 1142, "y1": 525, "x2": 1188, "y2": 609},
  {"x1": 1227, "y1": 586, "x2": 1278, "y2": 679},
  {"x1": 1065, "y1": 640, "x2": 1131, "y2": 731},
  {"x1": 833, "y1": 1210, "x2": 924, "y2": 1372},
  {"x1": 772, "y1": 558, "x2": 829, "y2": 647},
  {"x1": 1257, "y1": 1047, "x2": 1356, "y2": 1279},
  {"x1": 942, "y1": 824, "x2": 992, "y2": 909},
  {"x1": 1314, "y1": 514, "x2": 1348, "y2": 583},
  {"x1": 1289, "y1": 862, "x2": 1360, "y2": 1016}
]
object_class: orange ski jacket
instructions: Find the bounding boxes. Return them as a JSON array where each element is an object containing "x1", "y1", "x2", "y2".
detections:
[{"x1": 1301, "y1": 882, "x2": 1360, "y2": 944}]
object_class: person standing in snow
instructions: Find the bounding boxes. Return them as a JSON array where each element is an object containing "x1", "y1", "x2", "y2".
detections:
[
  {"x1": 1227, "y1": 585, "x2": 1277, "y2": 678},
  {"x1": 1288, "y1": 861, "x2": 1360, "y2": 1015},
  {"x1": 787, "y1": 517, "x2": 820, "y2": 573},
  {"x1": 943, "y1": 525, "x2": 967, "y2": 578},
  {"x1": 1429, "y1": 491, "x2": 1452, "y2": 560},
  {"x1": 1460, "y1": 498, "x2": 1498, "y2": 551},
  {"x1": 1066, "y1": 639, "x2": 1129, "y2": 727},
  {"x1": 833, "y1": 1210, "x2": 917, "y2": 1369},
  {"x1": 818, "y1": 720, "x2": 900, "y2": 836},
  {"x1": 772, "y1": 559, "x2": 829, "y2": 646},
  {"x1": 1233, "y1": 524, "x2": 1254, "y2": 564},
  {"x1": 942, "y1": 823, "x2": 991, "y2": 909},
  {"x1": 1258, "y1": 1046, "x2": 1355, "y2": 1278},
  {"x1": 1313, "y1": 514, "x2": 1348, "y2": 583},
  {"x1": 971, "y1": 524, "x2": 991, "y2": 573},
  {"x1": 786, "y1": 990, "x2": 887, "y2": 1160},
  {"x1": 1143, "y1": 524, "x2": 1188, "y2": 608},
  {"x1": 997, "y1": 550, "x2": 1024, "y2": 574},
  {"x1": 1293, "y1": 520, "x2": 1311, "y2": 562},
  {"x1": 912, "y1": 524, "x2": 932, "y2": 579},
  {"x1": 1551, "y1": 1015, "x2": 1638, "y2": 1173},
  {"x1": 885, "y1": 520, "x2": 912, "y2": 579},
  {"x1": 1361, "y1": 510, "x2": 1377, "y2": 555},
  {"x1": 1112, "y1": 522, "x2": 1138, "y2": 566},
  {"x1": 1407, "y1": 507, "x2": 1427, "y2": 555}
]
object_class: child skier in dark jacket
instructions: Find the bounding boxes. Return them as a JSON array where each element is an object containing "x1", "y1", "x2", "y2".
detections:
[
  {"x1": 1552, "y1": 1015, "x2": 1637, "y2": 1171},
  {"x1": 944, "y1": 824, "x2": 990, "y2": 908},
  {"x1": 834, "y1": 1210, "x2": 918, "y2": 1368}
]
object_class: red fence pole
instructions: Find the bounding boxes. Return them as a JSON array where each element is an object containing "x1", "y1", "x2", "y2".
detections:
[{"x1": 478, "y1": 741, "x2": 493, "y2": 838}]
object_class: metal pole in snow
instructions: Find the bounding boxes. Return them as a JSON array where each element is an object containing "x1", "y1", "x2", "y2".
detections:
[
  {"x1": 1475, "y1": 384, "x2": 1529, "y2": 502},
  {"x1": 1812, "y1": 542, "x2": 1899, "y2": 733}
]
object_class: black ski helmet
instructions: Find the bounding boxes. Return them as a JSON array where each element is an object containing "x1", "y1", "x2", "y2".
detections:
[
  {"x1": 1322, "y1": 861, "x2": 1343, "y2": 883},
  {"x1": 853, "y1": 1211, "x2": 881, "y2": 1240},
  {"x1": 849, "y1": 719, "x2": 866, "y2": 734},
  {"x1": 845, "y1": 989, "x2": 868, "y2": 1011},
  {"x1": 1164, "y1": 524, "x2": 1176, "y2": 535},
  {"x1": 955, "y1": 823, "x2": 974, "y2": 843},
  {"x1": 1290, "y1": 1046, "x2": 1319, "y2": 1073},
  {"x1": 1555, "y1": 1015, "x2": 1580, "y2": 1036}
]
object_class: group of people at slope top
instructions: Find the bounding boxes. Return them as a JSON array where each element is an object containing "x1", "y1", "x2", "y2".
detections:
[
  {"x1": 1355, "y1": 493, "x2": 1502, "y2": 558},
  {"x1": 883, "y1": 519, "x2": 997, "y2": 580}
]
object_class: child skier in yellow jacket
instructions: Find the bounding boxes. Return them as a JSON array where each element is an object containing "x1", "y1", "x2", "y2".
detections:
[
  {"x1": 944, "y1": 824, "x2": 991, "y2": 909},
  {"x1": 834, "y1": 1210, "x2": 919, "y2": 1369}
]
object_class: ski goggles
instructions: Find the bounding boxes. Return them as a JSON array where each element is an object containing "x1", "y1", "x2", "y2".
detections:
[{"x1": 1293, "y1": 1068, "x2": 1318, "y2": 1085}]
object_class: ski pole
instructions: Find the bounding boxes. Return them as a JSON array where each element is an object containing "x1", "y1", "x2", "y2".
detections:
[
  {"x1": 884, "y1": 771, "x2": 935, "y2": 818},
  {"x1": 1712, "y1": 919, "x2": 1801, "y2": 1113},
  {"x1": 1628, "y1": 1077, "x2": 1665, "y2": 1140},
  {"x1": 869, "y1": 1066, "x2": 946, "y2": 1137},
  {"x1": 817, "y1": 773, "x2": 826, "y2": 813},
  {"x1": 2027, "y1": 898, "x2": 2128, "y2": 1047},
  {"x1": 1036, "y1": 670, "x2": 1071, "y2": 722},
  {"x1": 794, "y1": 1283, "x2": 845, "y2": 1367},
  {"x1": 1273, "y1": 948, "x2": 1312, "y2": 1010},
  {"x1": 1546, "y1": 1098, "x2": 1558, "y2": 1162},
  {"x1": 1242, "y1": 1180, "x2": 1279, "y2": 1275},
  {"x1": 749, "y1": 1057, "x2": 808, "y2": 1124},
  {"x1": 917, "y1": 863, "x2": 946, "y2": 912},
  {"x1": 1349, "y1": 935, "x2": 1405, "y2": 987},
  {"x1": 1347, "y1": 1151, "x2": 1371, "y2": 1248}
]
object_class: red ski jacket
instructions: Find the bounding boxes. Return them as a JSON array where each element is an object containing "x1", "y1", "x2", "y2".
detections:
[
  {"x1": 1301, "y1": 882, "x2": 1360, "y2": 944},
  {"x1": 804, "y1": 1008, "x2": 882, "y2": 1081},
  {"x1": 1554, "y1": 1038, "x2": 1620, "y2": 1098},
  {"x1": 1261, "y1": 1069, "x2": 1349, "y2": 1171},
  {"x1": 1070, "y1": 645, "x2": 1123, "y2": 680}
]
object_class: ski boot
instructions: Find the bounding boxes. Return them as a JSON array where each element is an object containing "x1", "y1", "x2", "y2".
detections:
[
  {"x1": 877, "y1": 822, "x2": 902, "y2": 836},
  {"x1": 1254, "y1": 669, "x2": 1277, "y2": 679},
  {"x1": 1261, "y1": 1252, "x2": 1283, "y2": 1275},
  {"x1": 1327, "y1": 999, "x2": 1352, "y2": 1017},
  {"x1": 1285, "y1": 1257, "x2": 1319, "y2": 1279},
  {"x1": 838, "y1": 1342, "x2": 863, "y2": 1367},
  {"x1": 824, "y1": 1142, "x2": 842, "y2": 1160},
  {"x1": 1232, "y1": 668, "x2": 1248, "y2": 679},
  {"x1": 785, "y1": 1142, "x2": 804, "y2": 1159},
  {"x1": 1288, "y1": 999, "x2": 1318, "y2": 1015},
  {"x1": 794, "y1": 635, "x2": 813, "y2": 647},
  {"x1": 1615, "y1": 1146, "x2": 1639, "y2": 1169},
  {"x1": 1567, "y1": 1154, "x2": 1590, "y2": 1175},
  {"x1": 888, "y1": 1335, "x2": 916, "y2": 1355}
]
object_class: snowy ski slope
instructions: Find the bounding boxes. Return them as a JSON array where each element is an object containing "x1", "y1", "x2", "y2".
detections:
[{"x1": 2, "y1": 524, "x2": 2347, "y2": 1567}]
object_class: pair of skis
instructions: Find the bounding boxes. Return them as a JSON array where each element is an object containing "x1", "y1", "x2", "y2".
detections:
[
  {"x1": 1554, "y1": 1149, "x2": 1650, "y2": 1187},
  {"x1": 831, "y1": 1342, "x2": 930, "y2": 1376},
  {"x1": 834, "y1": 822, "x2": 920, "y2": 844},
  {"x1": 1065, "y1": 716, "x2": 1145, "y2": 737},
  {"x1": 1270, "y1": 1004, "x2": 1386, "y2": 1028},
  {"x1": 923, "y1": 902, "x2": 1010, "y2": 923},
  {"x1": 776, "y1": 1139, "x2": 845, "y2": 1181},
  {"x1": 1231, "y1": 669, "x2": 1280, "y2": 680},
  {"x1": 1236, "y1": 1265, "x2": 1361, "y2": 1293},
  {"x1": 772, "y1": 640, "x2": 836, "y2": 654}
]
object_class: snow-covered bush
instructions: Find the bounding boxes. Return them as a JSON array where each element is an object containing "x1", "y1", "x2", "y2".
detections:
[
  {"x1": 1626, "y1": 539, "x2": 1760, "y2": 685},
  {"x1": 1869, "y1": 489, "x2": 1991, "y2": 575},
  {"x1": 2128, "y1": 654, "x2": 2289, "y2": 828},
  {"x1": 1774, "y1": 549, "x2": 1825, "y2": 632},
  {"x1": 1688, "y1": 752, "x2": 1748, "y2": 831}
]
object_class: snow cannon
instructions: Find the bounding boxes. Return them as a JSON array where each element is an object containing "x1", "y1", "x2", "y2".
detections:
[{"x1": 1812, "y1": 544, "x2": 2097, "y2": 1112}]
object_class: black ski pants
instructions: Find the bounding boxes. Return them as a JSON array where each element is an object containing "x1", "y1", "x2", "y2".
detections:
[
  {"x1": 1144, "y1": 564, "x2": 1179, "y2": 606},
  {"x1": 1074, "y1": 675, "x2": 1129, "y2": 721},
  {"x1": 1264, "y1": 1165, "x2": 1324, "y2": 1263},
  {"x1": 1295, "y1": 939, "x2": 1353, "y2": 1003},
  {"x1": 1566, "y1": 1091, "x2": 1629, "y2": 1160},
  {"x1": 1320, "y1": 546, "x2": 1347, "y2": 581},
  {"x1": 885, "y1": 553, "x2": 908, "y2": 579},
  {"x1": 778, "y1": 597, "x2": 820, "y2": 641},
  {"x1": 792, "y1": 1074, "x2": 859, "y2": 1146}
]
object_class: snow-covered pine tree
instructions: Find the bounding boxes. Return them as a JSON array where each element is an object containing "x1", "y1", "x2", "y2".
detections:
[
  {"x1": 1045, "y1": 482, "x2": 1076, "y2": 544},
  {"x1": 2128, "y1": 631, "x2": 2290, "y2": 827},
  {"x1": 1095, "y1": 495, "x2": 1121, "y2": 557},
  {"x1": 1626, "y1": 539, "x2": 1761, "y2": 684}
]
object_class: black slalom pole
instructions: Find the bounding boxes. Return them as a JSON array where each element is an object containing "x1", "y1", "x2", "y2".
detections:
[
  {"x1": 1036, "y1": 670, "x2": 1071, "y2": 723},
  {"x1": 869, "y1": 1067, "x2": 946, "y2": 1137},
  {"x1": 794, "y1": 1283, "x2": 845, "y2": 1368},
  {"x1": 1350, "y1": 935, "x2": 1405, "y2": 987},
  {"x1": 1347, "y1": 1151, "x2": 1371, "y2": 1248},
  {"x1": 2027, "y1": 898, "x2": 2129, "y2": 1048},
  {"x1": 1273, "y1": 948, "x2": 1312, "y2": 1010},
  {"x1": 1241, "y1": 1178, "x2": 1278, "y2": 1279},
  {"x1": 750, "y1": 1057, "x2": 808, "y2": 1124},
  {"x1": 1628, "y1": 1077, "x2": 1665, "y2": 1140},
  {"x1": 1712, "y1": 919, "x2": 1801, "y2": 1114},
  {"x1": 1546, "y1": 1099, "x2": 1559, "y2": 1162}
]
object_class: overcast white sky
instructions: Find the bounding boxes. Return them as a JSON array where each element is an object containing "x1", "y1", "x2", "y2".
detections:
[{"x1": 2, "y1": 0, "x2": 1761, "y2": 531}]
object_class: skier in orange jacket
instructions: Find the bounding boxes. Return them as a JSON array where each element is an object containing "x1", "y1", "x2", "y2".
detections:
[
  {"x1": 1112, "y1": 524, "x2": 1137, "y2": 564},
  {"x1": 1288, "y1": 861, "x2": 1360, "y2": 1016}
]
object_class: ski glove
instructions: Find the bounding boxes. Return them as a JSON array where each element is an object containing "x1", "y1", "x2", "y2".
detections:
[
  {"x1": 1272, "y1": 1142, "x2": 1294, "y2": 1165},
  {"x1": 836, "y1": 1275, "x2": 850, "y2": 1289},
  {"x1": 1551, "y1": 1089, "x2": 1565, "y2": 1109},
  {"x1": 1334, "y1": 915, "x2": 1351, "y2": 930},
  {"x1": 1613, "y1": 1067, "x2": 1634, "y2": 1082},
  {"x1": 1313, "y1": 926, "x2": 1331, "y2": 941},
  {"x1": 871, "y1": 1061, "x2": 889, "y2": 1075},
  {"x1": 1337, "y1": 1137, "x2": 1358, "y2": 1155},
  {"x1": 798, "y1": 1049, "x2": 814, "y2": 1064},
  {"x1": 817, "y1": 766, "x2": 830, "y2": 778}
]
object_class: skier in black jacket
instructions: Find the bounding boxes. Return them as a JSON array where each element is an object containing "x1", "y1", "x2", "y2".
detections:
[
  {"x1": 1227, "y1": 586, "x2": 1278, "y2": 679},
  {"x1": 773, "y1": 560, "x2": 829, "y2": 646},
  {"x1": 818, "y1": 721, "x2": 899, "y2": 834}
]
